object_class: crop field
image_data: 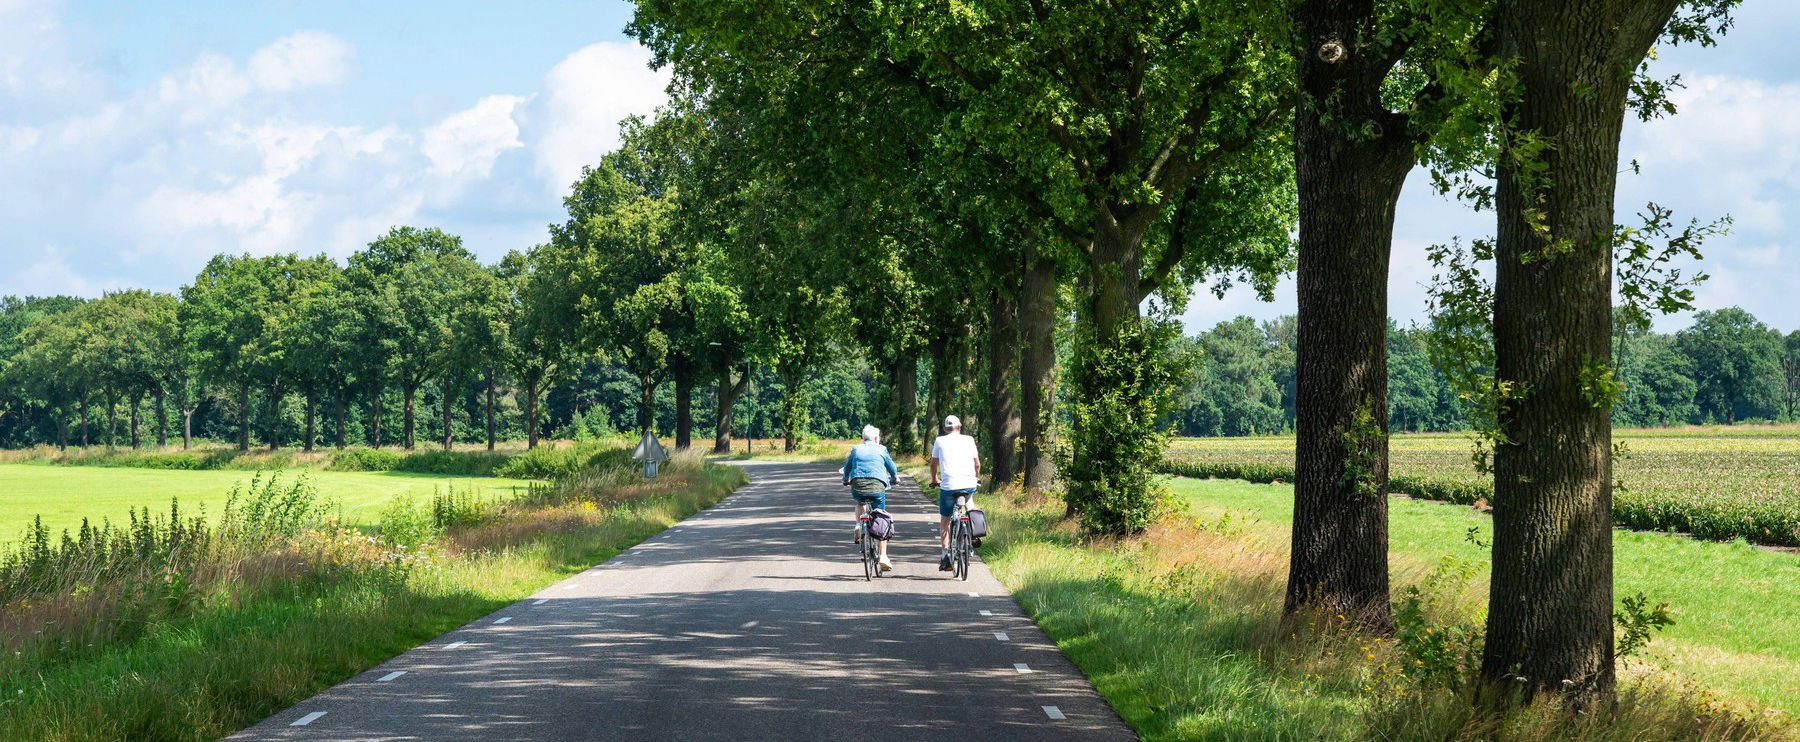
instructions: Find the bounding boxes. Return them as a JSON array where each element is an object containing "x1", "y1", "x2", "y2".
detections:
[
  {"x1": 1166, "y1": 426, "x2": 1800, "y2": 547},
  {"x1": 0, "y1": 463, "x2": 540, "y2": 542}
]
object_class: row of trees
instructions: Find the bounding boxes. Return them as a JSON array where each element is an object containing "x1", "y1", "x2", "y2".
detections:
[
  {"x1": 1174, "y1": 306, "x2": 1800, "y2": 437},
  {"x1": 624, "y1": 0, "x2": 1738, "y2": 710}
]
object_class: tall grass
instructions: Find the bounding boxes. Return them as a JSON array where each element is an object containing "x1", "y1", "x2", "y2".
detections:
[
  {"x1": 973, "y1": 487, "x2": 1791, "y2": 741},
  {"x1": 0, "y1": 445, "x2": 745, "y2": 741}
]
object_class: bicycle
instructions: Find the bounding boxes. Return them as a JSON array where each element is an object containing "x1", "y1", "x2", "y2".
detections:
[
  {"x1": 949, "y1": 495, "x2": 974, "y2": 581},
  {"x1": 854, "y1": 496, "x2": 884, "y2": 581}
]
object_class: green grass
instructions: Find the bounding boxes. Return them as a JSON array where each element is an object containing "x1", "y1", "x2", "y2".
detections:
[
  {"x1": 1170, "y1": 477, "x2": 1800, "y2": 718},
  {"x1": 0, "y1": 458, "x2": 746, "y2": 741},
  {"x1": 0, "y1": 463, "x2": 539, "y2": 542}
]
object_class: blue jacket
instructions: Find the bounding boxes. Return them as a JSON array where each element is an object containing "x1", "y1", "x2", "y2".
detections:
[{"x1": 842, "y1": 442, "x2": 898, "y2": 487}]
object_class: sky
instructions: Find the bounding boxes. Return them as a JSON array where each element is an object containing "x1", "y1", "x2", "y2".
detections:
[{"x1": 1, "y1": 0, "x2": 1795, "y2": 335}]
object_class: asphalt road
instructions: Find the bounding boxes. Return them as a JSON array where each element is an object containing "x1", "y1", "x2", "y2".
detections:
[{"x1": 228, "y1": 461, "x2": 1136, "y2": 741}]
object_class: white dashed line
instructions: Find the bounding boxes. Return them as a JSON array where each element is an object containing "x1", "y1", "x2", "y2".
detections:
[
  {"x1": 532, "y1": 599, "x2": 549, "y2": 605},
  {"x1": 967, "y1": 592, "x2": 980, "y2": 597},
  {"x1": 993, "y1": 632, "x2": 1010, "y2": 641},
  {"x1": 979, "y1": 610, "x2": 993, "y2": 616},
  {"x1": 493, "y1": 617, "x2": 512, "y2": 624},
  {"x1": 1014, "y1": 663, "x2": 1032, "y2": 673},
  {"x1": 291, "y1": 711, "x2": 327, "y2": 726},
  {"x1": 377, "y1": 671, "x2": 406, "y2": 682},
  {"x1": 1042, "y1": 705, "x2": 1065, "y2": 720},
  {"x1": 443, "y1": 641, "x2": 467, "y2": 650}
]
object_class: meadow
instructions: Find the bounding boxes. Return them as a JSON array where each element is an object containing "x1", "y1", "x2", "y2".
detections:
[
  {"x1": 1166, "y1": 426, "x2": 1800, "y2": 547},
  {"x1": 0, "y1": 463, "x2": 539, "y2": 542}
]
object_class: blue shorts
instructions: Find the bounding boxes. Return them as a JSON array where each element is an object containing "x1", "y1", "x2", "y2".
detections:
[
  {"x1": 853, "y1": 492, "x2": 888, "y2": 512},
  {"x1": 938, "y1": 488, "x2": 976, "y2": 517}
]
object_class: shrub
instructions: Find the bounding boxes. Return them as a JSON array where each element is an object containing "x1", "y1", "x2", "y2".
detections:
[
  {"x1": 1061, "y1": 318, "x2": 1189, "y2": 535},
  {"x1": 393, "y1": 450, "x2": 510, "y2": 476},
  {"x1": 329, "y1": 448, "x2": 403, "y2": 472},
  {"x1": 376, "y1": 496, "x2": 438, "y2": 550}
]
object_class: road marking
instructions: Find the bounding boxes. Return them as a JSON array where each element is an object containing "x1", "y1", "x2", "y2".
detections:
[
  {"x1": 291, "y1": 711, "x2": 327, "y2": 726},
  {"x1": 493, "y1": 617, "x2": 512, "y2": 624},
  {"x1": 1042, "y1": 706, "x2": 1065, "y2": 720},
  {"x1": 968, "y1": 592, "x2": 980, "y2": 597},
  {"x1": 443, "y1": 641, "x2": 467, "y2": 650},
  {"x1": 564, "y1": 584, "x2": 579, "y2": 590},
  {"x1": 979, "y1": 610, "x2": 993, "y2": 616},
  {"x1": 1015, "y1": 663, "x2": 1032, "y2": 674},
  {"x1": 741, "y1": 620, "x2": 759, "y2": 628},
  {"x1": 532, "y1": 599, "x2": 549, "y2": 605},
  {"x1": 377, "y1": 671, "x2": 406, "y2": 682},
  {"x1": 993, "y1": 632, "x2": 1010, "y2": 641}
]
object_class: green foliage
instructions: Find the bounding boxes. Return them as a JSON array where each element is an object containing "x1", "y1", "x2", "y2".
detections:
[
  {"x1": 1676, "y1": 307, "x2": 1786, "y2": 424},
  {"x1": 1614, "y1": 592, "x2": 1676, "y2": 659},
  {"x1": 1393, "y1": 558, "x2": 1484, "y2": 692},
  {"x1": 430, "y1": 489, "x2": 496, "y2": 530},
  {"x1": 375, "y1": 495, "x2": 437, "y2": 551},
  {"x1": 1062, "y1": 318, "x2": 1189, "y2": 535},
  {"x1": 328, "y1": 448, "x2": 403, "y2": 472}
]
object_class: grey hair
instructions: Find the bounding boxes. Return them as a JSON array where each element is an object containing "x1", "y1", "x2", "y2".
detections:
[{"x1": 861, "y1": 425, "x2": 881, "y2": 443}]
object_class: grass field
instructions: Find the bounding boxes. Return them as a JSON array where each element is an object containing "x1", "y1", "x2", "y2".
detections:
[
  {"x1": 1166, "y1": 426, "x2": 1800, "y2": 546},
  {"x1": 972, "y1": 479, "x2": 1794, "y2": 740},
  {"x1": 0, "y1": 463, "x2": 540, "y2": 541}
]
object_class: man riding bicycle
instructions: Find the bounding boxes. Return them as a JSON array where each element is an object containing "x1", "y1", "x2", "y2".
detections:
[
  {"x1": 842, "y1": 424, "x2": 899, "y2": 572},
  {"x1": 929, "y1": 415, "x2": 980, "y2": 572}
]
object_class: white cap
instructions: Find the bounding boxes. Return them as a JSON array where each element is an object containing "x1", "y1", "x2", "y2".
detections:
[{"x1": 943, "y1": 415, "x2": 960, "y2": 429}]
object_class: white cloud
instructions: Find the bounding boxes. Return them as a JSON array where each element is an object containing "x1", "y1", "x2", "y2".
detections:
[
  {"x1": 248, "y1": 30, "x2": 355, "y2": 92},
  {"x1": 530, "y1": 42, "x2": 671, "y2": 193},
  {"x1": 422, "y1": 94, "x2": 528, "y2": 178},
  {"x1": 4, "y1": 249, "x2": 122, "y2": 297}
]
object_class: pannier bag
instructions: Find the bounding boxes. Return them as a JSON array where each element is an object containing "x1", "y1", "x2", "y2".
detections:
[
  {"x1": 868, "y1": 508, "x2": 896, "y2": 541},
  {"x1": 966, "y1": 508, "x2": 988, "y2": 539}
]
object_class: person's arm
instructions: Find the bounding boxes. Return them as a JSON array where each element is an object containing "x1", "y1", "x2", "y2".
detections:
[
  {"x1": 884, "y1": 454, "x2": 898, "y2": 485},
  {"x1": 929, "y1": 449, "x2": 941, "y2": 489},
  {"x1": 842, "y1": 451, "x2": 854, "y2": 486}
]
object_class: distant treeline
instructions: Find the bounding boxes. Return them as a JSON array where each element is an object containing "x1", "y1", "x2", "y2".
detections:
[{"x1": 1172, "y1": 307, "x2": 1800, "y2": 436}]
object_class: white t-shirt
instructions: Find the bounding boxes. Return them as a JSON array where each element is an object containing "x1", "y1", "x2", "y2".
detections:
[{"x1": 931, "y1": 432, "x2": 981, "y2": 491}]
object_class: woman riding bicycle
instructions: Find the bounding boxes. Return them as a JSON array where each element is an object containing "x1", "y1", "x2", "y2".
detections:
[{"x1": 842, "y1": 424, "x2": 899, "y2": 572}]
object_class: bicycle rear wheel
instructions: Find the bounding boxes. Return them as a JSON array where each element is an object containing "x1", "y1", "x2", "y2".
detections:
[
  {"x1": 860, "y1": 526, "x2": 874, "y2": 581},
  {"x1": 955, "y1": 525, "x2": 972, "y2": 581}
]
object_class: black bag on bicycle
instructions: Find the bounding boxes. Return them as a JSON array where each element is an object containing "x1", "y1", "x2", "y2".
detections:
[
  {"x1": 965, "y1": 508, "x2": 988, "y2": 539},
  {"x1": 868, "y1": 508, "x2": 896, "y2": 541}
]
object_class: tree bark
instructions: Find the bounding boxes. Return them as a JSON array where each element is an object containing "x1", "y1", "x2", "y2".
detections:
[
  {"x1": 714, "y1": 362, "x2": 747, "y2": 454},
  {"x1": 1480, "y1": 0, "x2": 1675, "y2": 708},
  {"x1": 129, "y1": 397, "x2": 140, "y2": 450},
  {"x1": 485, "y1": 366, "x2": 497, "y2": 451},
  {"x1": 442, "y1": 379, "x2": 456, "y2": 451},
  {"x1": 333, "y1": 389, "x2": 347, "y2": 449},
  {"x1": 525, "y1": 375, "x2": 542, "y2": 449},
  {"x1": 1285, "y1": 0, "x2": 1415, "y2": 629},
  {"x1": 987, "y1": 262, "x2": 1022, "y2": 486},
  {"x1": 886, "y1": 351, "x2": 919, "y2": 456},
  {"x1": 154, "y1": 389, "x2": 167, "y2": 448},
  {"x1": 182, "y1": 409, "x2": 193, "y2": 450},
  {"x1": 267, "y1": 379, "x2": 281, "y2": 451},
  {"x1": 304, "y1": 389, "x2": 317, "y2": 452},
  {"x1": 368, "y1": 382, "x2": 383, "y2": 448},
  {"x1": 779, "y1": 366, "x2": 803, "y2": 452},
  {"x1": 925, "y1": 333, "x2": 951, "y2": 457},
  {"x1": 1020, "y1": 242, "x2": 1058, "y2": 489},
  {"x1": 79, "y1": 395, "x2": 89, "y2": 449},
  {"x1": 637, "y1": 376, "x2": 657, "y2": 437},
  {"x1": 403, "y1": 383, "x2": 416, "y2": 450},
  {"x1": 674, "y1": 360, "x2": 694, "y2": 450},
  {"x1": 105, "y1": 393, "x2": 117, "y2": 449},
  {"x1": 237, "y1": 381, "x2": 251, "y2": 451}
]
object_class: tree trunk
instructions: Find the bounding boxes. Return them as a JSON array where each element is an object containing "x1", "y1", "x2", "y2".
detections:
[
  {"x1": 1286, "y1": 0, "x2": 1414, "y2": 629},
  {"x1": 267, "y1": 379, "x2": 281, "y2": 451},
  {"x1": 238, "y1": 381, "x2": 251, "y2": 451},
  {"x1": 155, "y1": 389, "x2": 167, "y2": 448},
  {"x1": 129, "y1": 397, "x2": 140, "y2": 450},
  {"x1": 80, "y1": 395, "x2": 90, "y2": 449},
  {"x1": 780, "y1": 368, "x2": 802, "y2": 453},
  {"x1": 637, "y1": 376, "x2": 657, "y2": 437},
  {"x1": 303, "y1": 389, "x2": 317, "y2": 452},
  {"x1": 485, "y1": 366, "x2": 497, "y2": 451},
  {"x1": 1481, "y1": 0, "x2": 1671, "y2": 707},
  {"x1": 714, "y1": 362, "x2": 747, "y2": 454},
  {"x1": 886, "y1": 351, "x2": 919, "y2": 456},
  {"x1": 674, "y1": 361, "x2": 694, "y2": 450},
  {"x1": 403, "y1": 383, "x2": 416, "y2": 450},
  {"x1": 333, "y1": 389, "x2": 347, "y2": 449},
  {"x1": 925, "y1": 334, "x2": 951, "y2": 457},
  {"x1": 368, "y1": 382, "x2": 383, "y2": 448},
  {"x1": 1086, "y1": 225, "x2": 1145, "y2": 342},
  {"x1": 182, "y1": 409, "x2": 193, "y2": 450},
  {"x1": 987, "y1": 264, "x2": 1022, "y2": 487},
  {"x1": 525, "y1": 375, "x2": 542, "y2": 449},
  {"x1": 105, "y1": 394, "x2": 117, "y2": 449},
  {"x1": 442, "y1": 379, "x2": 456, "y2": 451},
  {"x1": 1020, "y1": 242, "x2": 1058, "y2": 489}
]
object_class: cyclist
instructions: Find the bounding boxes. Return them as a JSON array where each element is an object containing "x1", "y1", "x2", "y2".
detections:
[
  {"x1": 841, "y1": 424, "x2": 898, "y2": 572},
  {"x1": 928, "y1": 415, "x2": 981, "y2": 572}
]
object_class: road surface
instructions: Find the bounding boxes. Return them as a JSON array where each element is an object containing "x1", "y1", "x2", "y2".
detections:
[{"x1": 228, "y1": 461, "x2": 1136, "y2": 741}]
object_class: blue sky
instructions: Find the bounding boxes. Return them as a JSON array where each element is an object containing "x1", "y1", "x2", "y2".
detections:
[{"x1": 2, "y1": 0, "x2": 1795, "y2": 335}]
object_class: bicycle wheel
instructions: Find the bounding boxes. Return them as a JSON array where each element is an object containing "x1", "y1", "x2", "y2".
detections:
[
  {"x1": 860, "y1": 526, "x2": 873, "y2": 581},
  {"x1": 955, "y1": 525, "x2": 972, "y2": 581}
]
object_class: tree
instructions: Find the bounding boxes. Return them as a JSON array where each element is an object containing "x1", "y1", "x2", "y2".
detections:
[
  {"x1": 347, "y1": 227, "x2": 473, "y2": 450},
  {"x1": 1784, "y1": 331, "x2": 1800, "y2": 422},
  {"x1": 1676, "y1": 307, "x2": 1784, "y2": 424},
  {"x1": 0, "y1": 296, "x2": 84, "y2": 447},
  {"x1": 1480, "y1": 0, "x2": 1734, "y2": 706},
  {"x1": 498, "y1": 249, "x2": 568, "y2": 450},
  {"x1": 183, "y1": 254, "x2": 283, "y2": 451}
]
